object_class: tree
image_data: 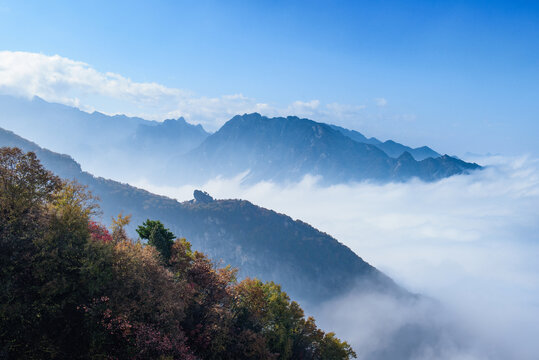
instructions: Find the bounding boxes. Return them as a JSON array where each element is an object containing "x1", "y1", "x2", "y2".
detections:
[
  {"x1": 0, "y1": 147, "x2": 61, "y2": 211},
  {"x1": 1, "y1": 147, "x2": 357, "y2": 360},
  {"x1": 136, "y1": 219, "x2": 176, "y2": 261},
  {"x1": 0, "y1": 148, "x2": 99, "y2": 358},
  {"x1": 232, "y1": 279, "x2": 357, "y2": 360},
  {"x1": 111, "y1": 212, "x2": 132, "y2": 243},
  {"x1": 0, "y1": 147, "x2": 61, "y2": 245}
]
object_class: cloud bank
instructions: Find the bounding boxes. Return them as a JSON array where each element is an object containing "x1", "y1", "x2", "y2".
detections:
[
  {"x1": 134, "y1": 155, "x2": 539, "y2": 359},
  {"x1": 0, "y1": 51, "x2": 374, "y2": 131}
]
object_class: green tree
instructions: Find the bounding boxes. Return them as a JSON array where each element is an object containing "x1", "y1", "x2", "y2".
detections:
[
  {"x1": 1, "y1": 147, "x2": 356, "y2": 360},
  {"x1": 0, "y1": 148, "x2": 99, "y2": 358},
  {"x1": 233, "y1": 279, "x2": 357, "y2": 360},
  {"x1": 136, "y1": 219, "x2": 176, "y2": 261},
  {"x1": 0, "y1": 147, "x2": 61, "y2": 250}
]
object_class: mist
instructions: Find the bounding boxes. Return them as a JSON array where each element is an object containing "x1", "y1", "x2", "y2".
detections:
[{"x1": 132, "y1": 155, "x2": 539, "y2": 359}]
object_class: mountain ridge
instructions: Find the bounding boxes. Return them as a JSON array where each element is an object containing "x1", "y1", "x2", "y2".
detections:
[
  {"x1": 175, "y1": 112, "x2": 480, "y2": 184},
  {"x1": 0, "y1": 95, "x2": 210, "y2": 180},
  {"x1": 0, "y1": 95, "x2": 478, "y2": 186},
  {"x1": 329, "y1": 124, "x2": 441, "y2": 160},
  {"x1": 0, "y1": 126, "x2": 404, "y2": 305}
]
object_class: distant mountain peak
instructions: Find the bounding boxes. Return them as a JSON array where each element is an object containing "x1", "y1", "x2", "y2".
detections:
[
  {"x1": 233, "y1": 112, "x2": 263, "y2": 121},
  {"x1": 243, "y1": 112, "x2": 263, "y2": 117},
  {"x1": 329, "y1": 123, "x2": 441, "y2": 161},
  {"x1": 397, "y1": 151, "x2": 415, "y2": 161},
  {"x1": 157, "y1": 117, "x2": 205, "y2": 131},
  {"x1": 0, "y1": 95, "x2": 210, "y2": 181},
  {"x1": 177, "y1": 113, "x2": 479, "y2": 184},
  {"x1": 163, "y1": 117, "x2": 187, "y2": 124}
]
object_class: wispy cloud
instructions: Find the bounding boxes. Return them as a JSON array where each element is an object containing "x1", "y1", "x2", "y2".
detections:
[
  {"x1": 374, "y1": 97, "x2": 388, "y2": 107},
  {"x1": 0, "y1": 51, "x2": 370, "y2": 131}
]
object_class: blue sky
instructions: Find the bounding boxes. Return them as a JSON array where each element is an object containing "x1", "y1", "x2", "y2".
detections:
[{"x1": 0, "y1": 0, "x2": 538, "y2": 156}]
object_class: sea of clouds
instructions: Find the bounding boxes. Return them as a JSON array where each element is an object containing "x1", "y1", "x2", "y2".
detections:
[{"x1": 134, "y1": 155, "x2": 539, "y2": 359}]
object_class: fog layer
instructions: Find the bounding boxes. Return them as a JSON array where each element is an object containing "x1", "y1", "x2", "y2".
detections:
[{"x1": 134, "y1": 155, "x2": 539, "y2": 359}]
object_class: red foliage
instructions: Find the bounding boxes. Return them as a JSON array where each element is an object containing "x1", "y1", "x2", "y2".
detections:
[{"x1": 89, "y1": 221, "x2": 113, "y2": 243}]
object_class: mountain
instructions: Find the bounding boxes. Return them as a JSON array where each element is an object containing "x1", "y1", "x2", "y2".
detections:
[
  {"x1": 0, "y1": 95, "x2": 209, "y2": 180},
  {"x1": 378, "y1": 140, "x2": 440, "y2": 161},
  {"x1": 0, "y1": 126, "x2": 403, "y2": 305},
  {"x1": 174, "y1": 113, "x2": 479, "y2": 184},
  {"x1": 133, "y1": 117, "x2": 208, "y2": 155},
  {"x1": 3, "y1": 127, "x2": 472, "y2": 359},
  {"x1": 329, "y1": 124, "x2": 440, "y2": 161},
  {"x1": 0, "y1": 96, "x2": 477, "y2": 186},
  {"x1": 328, "y1": 124, "x2": 376, "y2": 144}
]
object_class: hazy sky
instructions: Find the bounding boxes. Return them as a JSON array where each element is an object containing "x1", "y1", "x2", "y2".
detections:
[{"x1": 0, "y1": 0, "x2": 538, "y2": 156}]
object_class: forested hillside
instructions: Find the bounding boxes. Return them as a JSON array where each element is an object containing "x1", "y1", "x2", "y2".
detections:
[
  {"x1": 0, "y1": 147, "x2": 356, "y2": 359},
  {"x1": 0, "y1": 126, "x2": 403, "y2": 305}
]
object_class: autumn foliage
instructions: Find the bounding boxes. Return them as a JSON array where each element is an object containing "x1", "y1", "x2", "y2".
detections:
[{"x1": 0, "y1": 147, "x2": 356, "y2": 359}]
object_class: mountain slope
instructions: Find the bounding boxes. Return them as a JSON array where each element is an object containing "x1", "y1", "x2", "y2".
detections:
[
  {"x1": 132, "y1": 117, "x2": 209, "y2": 158},
  {"x1": 175, "y1": 113, "x2": 479, "y2": 184},
  {"x1": 0, "y1": 126, "x2": 403, "y2": 304},
  {"x1": 0, "y1": 96, "x2": 475, "y2": 186},
  {"x1": 329, "y1": 124, "x2": 440, "y2": 160},
  {"x1": 0, "y1": 95, "x2": 209, "y2": 180}
]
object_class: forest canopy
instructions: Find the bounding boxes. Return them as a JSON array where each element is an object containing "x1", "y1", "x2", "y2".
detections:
[{"x1": 0, "y1": 147, "x2": 356, "y2": 360}]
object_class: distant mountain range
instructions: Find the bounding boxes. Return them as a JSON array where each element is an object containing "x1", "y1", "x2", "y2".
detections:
[
  {"x1": 174, "y1": 113, "x2": 480, "y2": 184},
  {"x1": 0, "y1": 95, "x2": 480, "y2": 185},
  {"x1": 329, "y1": 124, "x2": 441, "y2": 160},
  {"x1": 0, "y1": 95, "x2": 209, "y2": 180},
  {"x1": 133, "y1": 117, "x2": 208, "y2": 155},
  {"x1": 0, "y1": 126, "x2": 404, "y2": 305}
]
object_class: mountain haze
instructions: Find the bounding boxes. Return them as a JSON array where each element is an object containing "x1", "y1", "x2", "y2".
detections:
[
  {"x1": 1, "y1": 125, "x2": 479, "y2": 360},
  {"x1": 0, "y1": 96, "x2": 478, "y2": 187},
  {"x1": 176, "y1": 113, "x2": 479, "y2": 184},
  {"x1": 133, "y1": 117, "x2": 208, "y2": 156},
  {"x1": 329, "y1": 124, "x2": 441, "y2": 161},
  {"x1": 0, "y1": 126, "x2": 402, "y2": 304},
  {"x1": 0, "y1": 95, "x2": 209, "y2": 180}
]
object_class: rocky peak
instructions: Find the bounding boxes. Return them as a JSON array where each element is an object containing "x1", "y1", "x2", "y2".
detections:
[{"x1": 193, "y1": 190, "x2": 214, "y2": 203}]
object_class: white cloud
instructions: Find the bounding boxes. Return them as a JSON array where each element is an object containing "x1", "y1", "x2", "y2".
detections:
[
  {"x1": 284, "y1": 99, "x2": 320, "y2": 117},
  {"x1": 133, "y1": 155, "x2": 539, "y2": 359},
  {"x1": 0, "y1": 51, "x2": 369, "y2": 131},
  {"x1": 0, "y1": 51, "x2": 265, "y2": 130},
  {"x1": 324, "y1": 102, "x2": 367, "y2": 119},
  {"x1": 375, "y1": 97, "x2": 388, "y2": 106},
  {"x1": 0, "y1": 51, "x2": 181, "y2": 102}
]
